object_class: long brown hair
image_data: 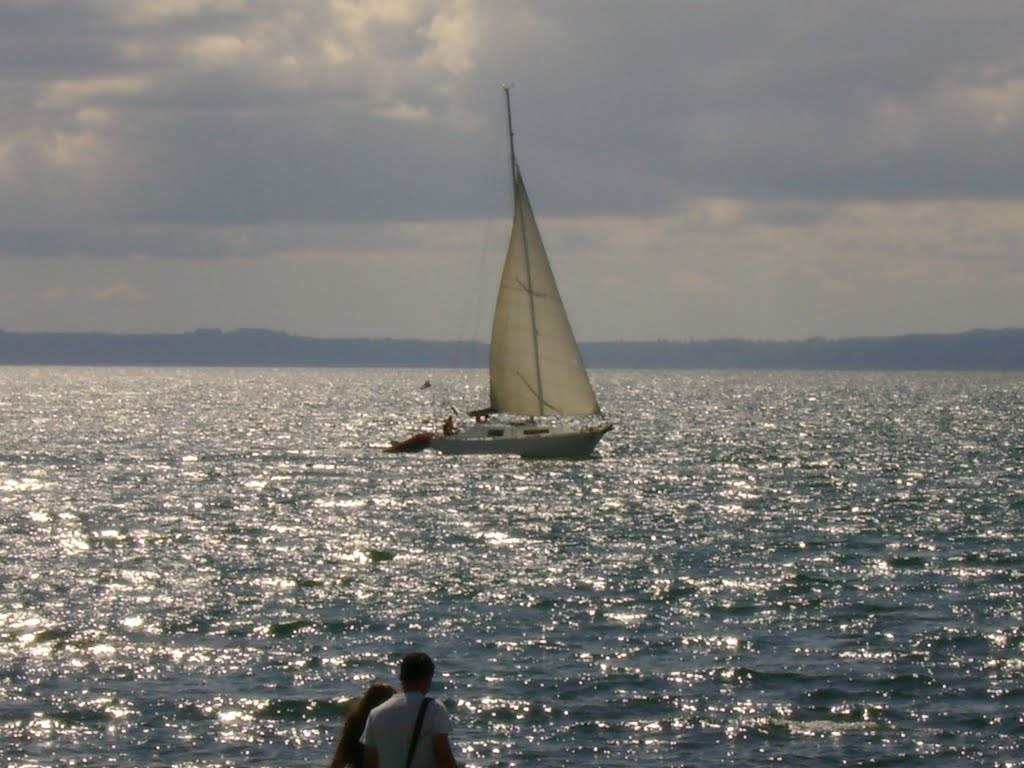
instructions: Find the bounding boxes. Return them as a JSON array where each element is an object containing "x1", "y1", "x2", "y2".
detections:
[{"x1": 330, "y1": 682, "x2": 395, "y2": 768}]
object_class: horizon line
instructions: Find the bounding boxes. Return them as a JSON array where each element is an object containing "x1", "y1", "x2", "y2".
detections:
[{"x1": 2, "y1": 326, "x2": 1022, "y2": 345}]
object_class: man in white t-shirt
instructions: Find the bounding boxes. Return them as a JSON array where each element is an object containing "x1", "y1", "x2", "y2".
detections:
[{"x1": 362, "y1": 652, "x2": 457, "y2": 768}]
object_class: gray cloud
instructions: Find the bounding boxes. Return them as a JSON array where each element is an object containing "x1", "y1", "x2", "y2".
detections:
[{"x1": 1, "y1": 0, "x2": 1023, "y2": 339}]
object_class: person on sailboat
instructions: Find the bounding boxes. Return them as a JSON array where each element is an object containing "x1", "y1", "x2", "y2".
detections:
[{"x1": 442, "y1": 416, "x2": 457, "y2": 436}]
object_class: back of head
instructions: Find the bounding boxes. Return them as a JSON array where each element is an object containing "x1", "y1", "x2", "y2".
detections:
[
  {"x1": 338, "y1": 682, "x2": 395, "y2": 768},
  {"x1": 399, "y1": 652, "x2": 435, "y2": 685},
  {"x1": 362, "y1": 682, "x2": 395, "y2": 711}
]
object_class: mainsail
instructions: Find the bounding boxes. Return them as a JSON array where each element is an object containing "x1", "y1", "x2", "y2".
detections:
[{"x1": 488, "y1": 135, "x2": 600, "y2": 417}]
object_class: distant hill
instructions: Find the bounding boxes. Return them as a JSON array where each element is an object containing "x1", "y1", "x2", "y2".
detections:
[
  {"x1": 1, "y1": 328, "x2": 1022, "y2": 370},
  {"x1": 583, "y1": 329, "x2": 1024, "y2": 370}
]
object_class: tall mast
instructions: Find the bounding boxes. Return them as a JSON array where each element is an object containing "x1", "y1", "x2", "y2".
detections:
[
  {"x1": 503, "y1": 84, "x2": 517, "y2": 179},
  {"x1": 502, "y1": 84, "x2": 545, "y2": 414}
]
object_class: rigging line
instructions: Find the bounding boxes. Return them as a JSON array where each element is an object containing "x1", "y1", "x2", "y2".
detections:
[
  {"x1": 458, "y1": 96, "x2": 508, "y2": 367},
  {"x1": 515, "y1": 371, "x2": 562, "y2": 416},
  {"x1": 512, "y1": 277, "x2": 551, "y2": 300},
  {"x1": 452, "y1": 99, "x2": 507, "y2": 372}
]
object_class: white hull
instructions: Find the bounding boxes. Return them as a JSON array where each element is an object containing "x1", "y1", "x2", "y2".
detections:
[{"x1": 432, "y1": 421, "x2": 612, "y2": 459}]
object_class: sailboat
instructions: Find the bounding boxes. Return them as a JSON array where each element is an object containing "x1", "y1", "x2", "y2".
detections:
[{"x1": 428, "y1": 87, "x2": 613, "y2": 459}]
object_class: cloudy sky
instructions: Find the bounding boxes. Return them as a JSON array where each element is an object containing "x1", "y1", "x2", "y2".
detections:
[{"x1": 2, "y1": 0, "x2": 1023, "y2": 342}]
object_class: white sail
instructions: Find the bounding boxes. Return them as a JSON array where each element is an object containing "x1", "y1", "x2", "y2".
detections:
[{"x1": 489, "y1": 168, "x2": 600, "y2": 416}]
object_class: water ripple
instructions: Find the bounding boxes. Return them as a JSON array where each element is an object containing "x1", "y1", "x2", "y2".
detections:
[{"x1": 1, "y1": 368, "x2": 1022, "y2": 766}]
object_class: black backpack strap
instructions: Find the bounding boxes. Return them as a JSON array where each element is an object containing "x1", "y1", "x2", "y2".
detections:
[{"x1": 404, "y1": 696, "x2": 432, "y2": 768}]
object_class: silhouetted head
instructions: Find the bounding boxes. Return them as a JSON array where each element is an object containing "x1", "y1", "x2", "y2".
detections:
[
  {"x1": 399, "y1": 652, "x2": 435, "y2": 687},
  {"x1": 362, "y1": 681, "x2": 395, "y2": 710}
]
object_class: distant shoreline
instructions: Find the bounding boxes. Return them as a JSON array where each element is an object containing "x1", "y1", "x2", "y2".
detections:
[{"x1": 1, "y1": 328, "x2": 1022, "y2": 370}]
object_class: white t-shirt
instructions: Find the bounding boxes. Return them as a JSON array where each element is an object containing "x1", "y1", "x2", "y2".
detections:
[{"x1": 361, "y1": 691, "x2": 451, "y2": 768}]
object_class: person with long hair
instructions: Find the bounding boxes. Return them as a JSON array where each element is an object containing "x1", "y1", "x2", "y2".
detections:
[{"x1": 330, "y1": 681, "x2": 395, "y2": 768}]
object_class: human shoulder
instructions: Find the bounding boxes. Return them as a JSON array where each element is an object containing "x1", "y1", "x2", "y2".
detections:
[
  {"x1": 426, "y1": 696, "x2": 448, "y2": 713},
  {"x1": 424, "y1": 696, "x2": 451, "y2": 733},
  {"x1": 374, "y1": 691, "x2": 409, "y2": 711},
  {"x1": 366, "y1": 691, "x2": 412, "y2": 720}
]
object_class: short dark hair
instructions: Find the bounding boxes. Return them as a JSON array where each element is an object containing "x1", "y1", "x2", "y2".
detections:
[{"x1": 399, "y1": 652, "x2": 435, "y2": 684}]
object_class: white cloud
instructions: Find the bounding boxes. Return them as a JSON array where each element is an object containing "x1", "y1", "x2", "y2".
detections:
[
  {"x1": 185, "y1": 34, "x2": 248, "y2": 70},
  {"x1": 371, "y1": 101, "x2": 432, "y2": 121},
  {"x1": 417, "y1": 0, "x2": 480, "y2": 75},
  {"x1": 90, "y1": 282, "x2": 147, "y2": 303},
  {"x1": 110, "y1": 0, "x2": 247, "y2": 26},
  {"x1": 939, "y1": 73, "x2": 1024, "y2": 134},
  {"x1": 35, "y1": 76, "x2": 151, "y2": 111}
]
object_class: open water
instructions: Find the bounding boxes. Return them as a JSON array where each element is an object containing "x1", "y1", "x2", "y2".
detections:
[{"x1": 1, "y1": 367, "x2": 1023, "y2": 767}]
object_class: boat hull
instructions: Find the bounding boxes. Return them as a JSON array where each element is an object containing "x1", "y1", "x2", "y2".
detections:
[
  {"x1": 384, "y1": 432, "x2": 434, "y2": 453},
  {"x1": 432, "y1": 423, "x2": 612, "y2": 459}
]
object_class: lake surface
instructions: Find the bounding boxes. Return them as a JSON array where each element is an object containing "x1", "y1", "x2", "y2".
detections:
[{"x1": 1, "y1": 367, "x2": 1022, "y2": 766}]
